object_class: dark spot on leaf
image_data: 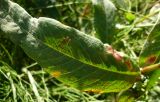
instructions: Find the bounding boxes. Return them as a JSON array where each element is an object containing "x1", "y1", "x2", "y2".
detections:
[
  {"x1": 124, "y1": 60, "x2": 133, "y2": 71},
  {"x1": 146, "y1": 55, "x2": 157, "y2": 64}
]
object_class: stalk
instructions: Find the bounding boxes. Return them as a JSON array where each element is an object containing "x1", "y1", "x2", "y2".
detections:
[{"x1": 141, "y1": 63, "x2": 160, "y2": 74}]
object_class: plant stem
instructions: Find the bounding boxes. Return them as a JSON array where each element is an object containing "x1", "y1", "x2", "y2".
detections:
[{"x1": 141, "y1": 63, "x2": 160, "y2": 74}]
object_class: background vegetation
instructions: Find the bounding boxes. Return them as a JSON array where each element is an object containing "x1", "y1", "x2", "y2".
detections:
[{"x1": 0, "y1": 0, "x2": 160, "y2": 101}]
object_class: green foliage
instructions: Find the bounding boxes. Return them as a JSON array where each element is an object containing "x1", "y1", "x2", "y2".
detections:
[
  {"x1": 0, "y1": 62, "x2": 99, "y2": 102},
  {"x1": 139, "y1": 3, "x2": 160, "y2": 90},
  {"x1": 0, "y1": 0, "x2": 160, "y2": 101},
  {"x1": 125, "y1": 12, "x2": 136, "y2": 22},
  {"x1": 0, "y1": 0, "x2": 140, "y2": 93},
  {"x1": 93, "y1": 0, "x2": 116, "y2": 43}
]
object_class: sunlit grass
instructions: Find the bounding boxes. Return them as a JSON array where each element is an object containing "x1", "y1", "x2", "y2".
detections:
[{"x1": 0, "y1": 61, "x2": 102, "y2": 102}]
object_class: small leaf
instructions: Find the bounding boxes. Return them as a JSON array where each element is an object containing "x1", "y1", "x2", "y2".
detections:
[
  {"x1": 125, "y1": 12, "x2": 136, "y2": 22},
  {"x1": 92, "y1": 0, "x2": 116, "y2": 43}
]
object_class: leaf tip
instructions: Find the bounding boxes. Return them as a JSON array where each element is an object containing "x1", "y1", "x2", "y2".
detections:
[{"x1": 146, "y1": 55, "x2": 157, "y2": 64}]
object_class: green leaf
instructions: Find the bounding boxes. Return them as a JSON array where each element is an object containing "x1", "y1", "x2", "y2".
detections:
[
  {"x1": 147, "y1": 70, "x2": 160, "y2": 90},
  {"x1": 0, "y1": 0, "x2": 140, "y2": 93},
  {"x1": 125, "y1": 12, "x2": 136, "y2": 22},
  {"x1": 92, "y1": 0, "x2": 116, "y2": 43},
  {"x1": 139, "y1": 8, "x2": 160, "y2": 66},
  {"x1": 139, "y1": 4, "x2": 160, "y2": 89}
]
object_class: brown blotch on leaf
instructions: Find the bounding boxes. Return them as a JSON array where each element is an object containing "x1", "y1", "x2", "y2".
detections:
[
  {"x1": 51, "y1": 71, "x2": 61, "y2": 78},
  {"x1": 124, "y1": 60, "x2": 133, "y2": 71},
  {"x1": 146, "y1": 55, "x2": 157, "y2": 64},
  {"x1": 105, "y1": 44, "x2": 124, "y2": 62}
]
